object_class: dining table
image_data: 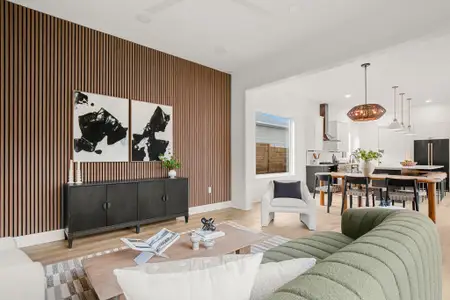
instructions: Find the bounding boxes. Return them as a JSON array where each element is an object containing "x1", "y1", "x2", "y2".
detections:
[{"x1": 318, "y1": 172, "x2": 447, "y2": 223}]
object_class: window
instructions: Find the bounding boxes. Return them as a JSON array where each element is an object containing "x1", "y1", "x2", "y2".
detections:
[{"x1": 255, "y1": 112, "x2": 292, "y2": 175}]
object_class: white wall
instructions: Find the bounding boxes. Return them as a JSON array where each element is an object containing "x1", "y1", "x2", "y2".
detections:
[
  {"x1": 244, "y1": 88, "x2": 316, "y2": 206},
  {"x1": 328, "y1": 103, "x2": 450, "y2": 164}
]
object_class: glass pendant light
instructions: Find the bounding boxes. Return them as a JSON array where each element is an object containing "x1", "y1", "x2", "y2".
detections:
[
  {"x1": 405, "y1": 97, "x2": 416, "y2": 136},
  {"x1": 387, "y1": 86, "x2": 402, "y2": 130},
  {"x1": 395, "y1": 92, "x2": 406, "y2": 133},
  {"x1": 347, "y1": 63, "x2": 386, "y2": 122}
]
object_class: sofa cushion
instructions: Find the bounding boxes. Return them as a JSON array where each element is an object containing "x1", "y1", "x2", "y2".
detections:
[
  {"x1": 0, "y1": 249, "x2": 33, "y2": 268},
  {"x1": 270, "y1": 197, "x2": 307, "y2": 208},
  {"x1": 262, "y1": 232, "x2": 354, "y2": 264}
]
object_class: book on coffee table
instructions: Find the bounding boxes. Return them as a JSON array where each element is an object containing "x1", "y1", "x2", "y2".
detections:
[
  {"x1": 121, "y1": 228, "x2": 180, "y2": 265},
  {"x1": 194, "y1": 229, "x2": 225, "y2": 240}
]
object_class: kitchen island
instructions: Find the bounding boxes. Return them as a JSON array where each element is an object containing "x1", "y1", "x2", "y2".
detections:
[{"x1": 375, "y1": 165, "x2": 444, "y2": 171}]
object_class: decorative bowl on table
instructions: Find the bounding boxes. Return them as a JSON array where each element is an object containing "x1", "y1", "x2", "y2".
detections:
[{"x1": 400, "y1": 160, "x2": 417, "y2": 167}]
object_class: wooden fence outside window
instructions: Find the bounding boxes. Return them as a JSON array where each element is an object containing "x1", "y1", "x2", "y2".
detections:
[{"x1": 256, "y1": 143, "x2": 288, "y2": 174}]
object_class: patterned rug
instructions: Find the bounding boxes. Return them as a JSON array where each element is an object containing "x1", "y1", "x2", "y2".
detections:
[{"x1": 44, "y1": 222, "x2": 290, "y2": 300}]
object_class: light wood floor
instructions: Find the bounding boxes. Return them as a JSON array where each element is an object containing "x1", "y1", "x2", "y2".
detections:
[{"x1": 24, "y1": 194, "x2": 450, "y2": 298}]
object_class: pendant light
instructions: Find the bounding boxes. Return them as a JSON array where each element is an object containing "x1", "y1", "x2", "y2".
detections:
[
  {"x1": 405, "y1": 97, "x2": 416, "y2": 136},
  {"x1": 387, "y1": 86, "x2": 402, "y2": 130},
  {"x1": 395, "y1": 92, "x2": 406, "y2": 132},
  {"x1": 347, "y1": 63, "x2": 386, "y2": 122}
]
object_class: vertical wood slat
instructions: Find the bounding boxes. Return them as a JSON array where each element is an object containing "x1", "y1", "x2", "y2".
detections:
[
  {"x1": 1, "y1": 1, "x2": 231, "y2": 237},
  {"x1": 0, "y1": 0, "x2": 5, "y2": 237}
]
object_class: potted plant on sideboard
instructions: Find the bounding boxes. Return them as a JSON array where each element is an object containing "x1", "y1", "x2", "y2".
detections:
[
  {"x1": 159, "y1": 155, "x2": 181, "y2": 179},
  {"x1": 352, "y1": 148, "x2": 383, "y2": 176}
]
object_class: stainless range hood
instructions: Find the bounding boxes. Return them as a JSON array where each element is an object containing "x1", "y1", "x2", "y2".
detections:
[{"x1": 320, "y1": 103, "x2": 341, "y2": 142}]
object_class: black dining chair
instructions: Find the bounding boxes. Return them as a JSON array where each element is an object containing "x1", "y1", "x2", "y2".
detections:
[
  {"x1": 341, "y1": 176, "x2": 371, "y2": 215},
  {"x1": 313, "y1": 173, "x2": 339, "y2": 213},
  {"x1": 385, "y1": 178, "x2": 420, "y2": 211},
  {"x1": 369, "y1": 179, "x2": 387, "y2": 206}
]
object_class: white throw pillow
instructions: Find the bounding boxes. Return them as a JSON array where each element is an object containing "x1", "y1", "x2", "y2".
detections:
[
  {"x1": 114, "y1": 253, "x2": 263, "y2": 300},
  {"x1": 250, "y1": 258, "x2": 316, "y2": 300}
]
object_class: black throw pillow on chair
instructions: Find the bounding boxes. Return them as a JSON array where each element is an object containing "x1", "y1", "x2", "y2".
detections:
[{"x1": 273, "y1": 181, "x2": 302, "y2": 199}]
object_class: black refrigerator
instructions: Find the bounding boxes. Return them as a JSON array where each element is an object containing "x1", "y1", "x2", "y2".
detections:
[{"x1": 414, "y1": 139, "x2": 449, "y2": 190}]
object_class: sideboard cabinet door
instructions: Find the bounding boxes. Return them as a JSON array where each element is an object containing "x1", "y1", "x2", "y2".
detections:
[
  {"x1": 138, "y1": 180, "x2": 166, "y2": 221},
  {"x1": 69, "y1": 186, "x2": 107, "y2": 232},
  {"x1": 107, "y1": 183, "x2": 138, "y2": 226},
  {"x1": 165, "y1": 178, "x2": 189, "y2": 216}
]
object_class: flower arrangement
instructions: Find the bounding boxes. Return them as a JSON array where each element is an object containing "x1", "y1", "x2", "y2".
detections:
[
  {"x1": 158, "y1": 155, "x2": 181, "y2": 170},
  {"x1": 352, "y1": 148, "x2": 383, "y2": 162}
]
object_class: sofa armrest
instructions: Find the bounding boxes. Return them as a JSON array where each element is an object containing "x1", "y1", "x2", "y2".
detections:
[
  {"x1": 341, "y1": 208, "x2": 396, "y2": 239},
  {"x1": 0, "y1": 262, "x2": 45, "y2": 300},
  {"x1": 0, "y1": 237, "x2": 17, "y2": 251}
]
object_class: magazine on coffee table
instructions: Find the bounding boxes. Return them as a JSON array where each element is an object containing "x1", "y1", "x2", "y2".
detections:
[{"x1": 120, "y1": 228, "x2": 180, "y2": 265}]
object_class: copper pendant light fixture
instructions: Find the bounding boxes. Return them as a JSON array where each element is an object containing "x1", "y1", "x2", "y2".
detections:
[{"x1": 347, "y1": 63, "x2": 386, "y2": 122}]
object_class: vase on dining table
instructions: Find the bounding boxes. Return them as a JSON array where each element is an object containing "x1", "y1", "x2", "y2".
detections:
[{"x1": 359, "y1": 160, "x2": 375, "y2": 177}]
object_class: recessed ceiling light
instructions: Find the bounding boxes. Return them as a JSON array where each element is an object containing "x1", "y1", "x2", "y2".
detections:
[
  {"x1": 345, "y1": 94, "x2": 352, "y2": 98},
  {"x1": 136, "y1": 13, "x2": 152, "y2": 24},
  {"x1": 425, "y1": 99, "x2": 432, "y2": 103}
]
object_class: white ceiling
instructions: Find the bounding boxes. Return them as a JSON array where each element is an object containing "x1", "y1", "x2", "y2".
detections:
[
  {"x1": 254, "y1": 32, "x2": 450, "y2": 110},
  {"x1": 9, "y1": 0, "x2": 450, "y2": 73}
]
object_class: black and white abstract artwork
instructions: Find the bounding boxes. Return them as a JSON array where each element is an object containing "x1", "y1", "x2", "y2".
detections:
[
  {"x1": 131, "y1": 101, "x2": 173, "y2": 162},
  {"x1": 73, "y1": 91, "x2": 129, "y2": 162}
]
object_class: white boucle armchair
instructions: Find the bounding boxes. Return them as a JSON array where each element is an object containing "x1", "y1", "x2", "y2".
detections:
[{"x1": 261, "y1": 180, "x2": 316, "y2": 230}]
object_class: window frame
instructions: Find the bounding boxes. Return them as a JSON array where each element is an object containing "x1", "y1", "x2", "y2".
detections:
[{"x1": 254, "y1": 113, "x2": 295, "y2": 178}]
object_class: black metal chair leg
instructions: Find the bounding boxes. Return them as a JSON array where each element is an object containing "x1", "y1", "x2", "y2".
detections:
[
  {"x1": 313, "y1": 177, "x2": 317, "y2": 199},
  {"x1": 349, "y1": 195, "x2": 353, "y2": 209},
  {"x1": 372, "y1": 194, "x2": 375, "y2": 207},
  {"x1": 327, "y1": 192, "x2": 332, "y2": 213},
  {"x1": 341, "y1": 186, "x2": 347, "y2": 215}
]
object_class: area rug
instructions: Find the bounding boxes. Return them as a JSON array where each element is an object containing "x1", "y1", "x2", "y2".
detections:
[{"x1": 45, "y1": 221, "x2": 290, "y2": 300}]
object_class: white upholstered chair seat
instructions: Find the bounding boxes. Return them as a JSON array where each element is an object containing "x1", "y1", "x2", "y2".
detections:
[
  {"x1": 0, "y1": 248, "x2": 32, "y2": 268},
  {"x1": 270, "y1": 197, "x2": 308, "y2": 208},
  {"x1": 0, "y1": 237, "x2": 45, "y2": 300},
  {"x1": 261, "y1": 181, "x2": 316, "y2": 230}
]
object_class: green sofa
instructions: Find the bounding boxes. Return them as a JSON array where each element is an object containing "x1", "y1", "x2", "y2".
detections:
[{"x1": 263, "y1": 208, "x2": 442, "y2": 300}]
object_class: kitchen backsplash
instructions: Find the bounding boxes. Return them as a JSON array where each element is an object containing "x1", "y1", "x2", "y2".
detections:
[{"x1": 307, "y1": 150, "x2": 347, "y2": 165}]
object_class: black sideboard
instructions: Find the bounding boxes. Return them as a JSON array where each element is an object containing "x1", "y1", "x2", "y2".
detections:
[{"x1": 63, "y1": 178, "x2": 189, "y2": 248}]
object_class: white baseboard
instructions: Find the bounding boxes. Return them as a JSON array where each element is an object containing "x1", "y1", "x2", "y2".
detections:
[
  {"x1": 15, "y1": 229, "x2": 65, "y2": 248},
  {"x1": 16, "y1": 202, "x2": 233, "y2": 248},
  {"x1": 188, "y1": 201, "x2": 232, "y2": 215}
]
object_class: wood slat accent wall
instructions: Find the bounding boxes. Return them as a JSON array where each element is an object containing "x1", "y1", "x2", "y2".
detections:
[{"x1": 0, "y1": 0, "x2": 231, "y2": 237}]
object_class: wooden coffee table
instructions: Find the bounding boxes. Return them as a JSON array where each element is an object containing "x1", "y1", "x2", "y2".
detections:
[{"x1": 82, "y1": 223, "x2": 266, "y2": 300}]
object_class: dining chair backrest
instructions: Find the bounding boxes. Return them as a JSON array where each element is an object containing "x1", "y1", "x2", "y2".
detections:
[
  {"x1": 385, "y1": 178, "x2": 419, "y2": 192},
  {"x1": 316, "y1": 174, "x2": 332, "y2": 183},
  {"x1": 344, "y1": 176, "x2": 370, "y2": 187}
]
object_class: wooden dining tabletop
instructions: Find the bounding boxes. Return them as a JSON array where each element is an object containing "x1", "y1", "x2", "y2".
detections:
[{"x1": 317, "y1": 172, "x2": 447, "y2": 223}]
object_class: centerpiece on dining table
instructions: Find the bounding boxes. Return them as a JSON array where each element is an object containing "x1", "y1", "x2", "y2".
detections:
[{"x1": 352, "y1": 148, "x2": 383, "y2": 176}]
